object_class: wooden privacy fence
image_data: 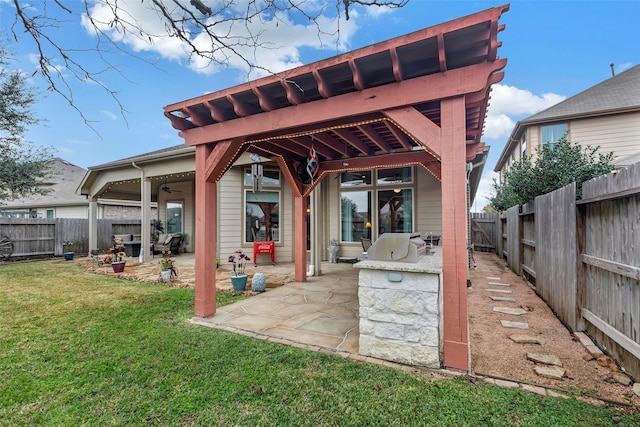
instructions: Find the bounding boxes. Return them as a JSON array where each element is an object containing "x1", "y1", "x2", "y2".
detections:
[
  {"x1": 0, "y1": 219, "x2": 141, "y2": 258},
  {"x1": 469, "y1": 212, "x2": 499, "y2": 253},
  {"x1": 498, "y1": 162, "x2": 640, "y2": 380}
]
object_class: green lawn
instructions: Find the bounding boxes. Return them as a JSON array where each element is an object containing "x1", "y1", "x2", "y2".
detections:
[{"x1": 1, "y1": 260, "x2": 637, "y2": 426}]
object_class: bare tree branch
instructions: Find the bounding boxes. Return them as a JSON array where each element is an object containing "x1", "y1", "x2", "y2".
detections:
[{"x1": 7, "y1": 0, "x2": 409, "y2": 132}]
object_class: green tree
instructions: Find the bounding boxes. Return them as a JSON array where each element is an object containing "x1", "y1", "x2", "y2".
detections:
[
  {"x1": 0, "y1": 43, "x2": 53, "y2": 202},
  {"x1": 490, "y1": 136, "x2": 614, "y2": 211}
]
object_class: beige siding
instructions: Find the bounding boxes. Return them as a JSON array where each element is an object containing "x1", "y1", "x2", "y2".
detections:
[
  {"x1": 569, "y1": 112, "x2": 640, "y2": 161},
  {"x1": 217, "y1": 165, "x2": 295, "y2": 264},
  {"x1": 54, "y1": 205, "x2": 89, "y2": 219},
  {"x1": 415, "y1": 167, "x2": 442, "y2": 237}
]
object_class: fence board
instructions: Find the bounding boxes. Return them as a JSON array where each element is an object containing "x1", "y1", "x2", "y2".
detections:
[
  {"x1": 505, "y1": 205, "x2": 520, "y2": 274},
  {"x1": 0, "y1": 219, "x2": 142, "y2": 259},
  {"x1": 535, "y1": 183, "x2": 578, "y2": 330},
  {"x1": 520, "y1": 201, "x2": 536, "y2": 284},
  {"x1": 582, "y1": 161, "x2": 640, "y2": 380}
]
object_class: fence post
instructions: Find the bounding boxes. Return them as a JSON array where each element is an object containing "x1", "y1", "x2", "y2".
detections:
[{"x1": 575, "y1": 202, "x2": 587, "y2": 331}]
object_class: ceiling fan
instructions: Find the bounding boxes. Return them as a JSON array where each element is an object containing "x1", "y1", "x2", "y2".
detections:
[{"x1": 161, "y1": 176, "x2": 181, "y2": 193}]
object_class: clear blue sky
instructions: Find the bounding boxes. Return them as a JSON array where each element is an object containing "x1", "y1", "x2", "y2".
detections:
[{"x1": 1, "y1": 0, "x2": 638, "y2": 208}]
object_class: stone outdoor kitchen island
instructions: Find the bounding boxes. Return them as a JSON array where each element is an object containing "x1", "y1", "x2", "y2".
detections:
[{"x1": 355, "y1": 234, "x2": 442, "y2": 368}]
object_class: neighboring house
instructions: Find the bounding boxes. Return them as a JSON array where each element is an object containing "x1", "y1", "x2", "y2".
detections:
[
  {"x1": 495, "y1": 64, "x2": 640, "y2": 179},
  {"x1": 0, "y1": 157, "x2": 154, "y2": 219}
]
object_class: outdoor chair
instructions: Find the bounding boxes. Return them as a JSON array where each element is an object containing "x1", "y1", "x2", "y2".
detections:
[{"x1": 152, "y1": 233, "x2": 182, "y2": 257}]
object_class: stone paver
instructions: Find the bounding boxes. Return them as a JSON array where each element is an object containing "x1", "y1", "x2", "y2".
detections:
[
  {"x1": 488, "y1": 282, "x2": 511, "y2": 287},
  {"x1": 509, "y1": 334, "x2": 545, "y2": 345},
  {"x1": 486, "y1": 288, "x2": 512, "y2": 293},
  {"x1": 534, "y1": 366, "x2": 565, "y2": 380},
  {"x1": 500, "y1": 320, "x2": 529, "y2": 329},
  {"x1": 493, "y1": 307, "x2": 528, "y2": 315},
  {"x1": 489, "y1": 296, "x2": 515, "y2": 302},
  {"x1": 527, "y1": 353, "x2": 562, "y2": 366}
]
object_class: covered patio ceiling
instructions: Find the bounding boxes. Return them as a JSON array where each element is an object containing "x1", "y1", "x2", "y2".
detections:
[{"x1": 164, "y1": 5, "x2": 509, "y2": 199}]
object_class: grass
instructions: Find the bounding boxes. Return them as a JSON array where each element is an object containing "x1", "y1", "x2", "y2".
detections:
[{"x1": 1, "y1": 260, "x2": 637, "y2": 426}]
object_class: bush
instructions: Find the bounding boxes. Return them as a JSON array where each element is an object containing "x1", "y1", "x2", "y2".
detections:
[{"x1": 490, "y1": 136, "x2": 614, "y2": 211}]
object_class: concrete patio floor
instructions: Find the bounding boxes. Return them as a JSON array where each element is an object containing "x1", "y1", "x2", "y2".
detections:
[{"x1": 190, "y1": 262, "x2": 361, "y2": 354}]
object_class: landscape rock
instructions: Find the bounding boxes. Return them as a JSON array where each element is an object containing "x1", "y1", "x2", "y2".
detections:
[
  {"x1": 611, "y1": 372, "x2": 631, "y2": 386},
  {"x1": 509, "y1": 334, "x2": 545, "y2": 345},
  {"x1": 633, "y1": 383, "x2": 640, "y2": 397},
  {"x1": 527, "y1": 353, "x2": 562, "y2": 366},
  {"x1": 534, "y1": 366, "x2": 565, "y2": 380},
  {"x1": 582, "y1": 353, "x2": 595, "y2": 361}
]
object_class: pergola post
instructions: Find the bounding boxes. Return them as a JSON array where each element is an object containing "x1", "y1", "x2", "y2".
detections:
[
  {"x1": 194, "y1": 144, "x2": 218, "y2": 317},
  {"x1": 440, "y1": 96, "x2": 470, "y2": 371},
  {"x1": 294, "y1": 195, "x2": 308, "y2": 282}
]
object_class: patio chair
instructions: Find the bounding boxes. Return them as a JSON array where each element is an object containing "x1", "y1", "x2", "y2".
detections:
[{"x1": 152, "y1": 234, "x2": 182, "y2": 257}]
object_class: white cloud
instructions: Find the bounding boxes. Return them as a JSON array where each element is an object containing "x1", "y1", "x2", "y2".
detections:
[
  {"x1": 82, "y1": 0, "x2": 358, "y2": 78},
  {"x1": 483, "y1": 84, "x2": 566, "y2": 140},
  {"x1": 617, "y1": 62, "x2": 634, "y2": 73},
  {"x1": 471, "y1": 170, "x2": 498, "y2": 212},
  {"x1": 101, "y1": 110, "x2": 117, "y2": 121}
]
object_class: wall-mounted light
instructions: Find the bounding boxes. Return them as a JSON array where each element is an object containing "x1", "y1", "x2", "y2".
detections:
[
  {"x1": 393, "y1": 188, "x2": 401, "y2": 193},
  {"x1": 366, "y1": 221, "x2": 371, "y2": 228}
]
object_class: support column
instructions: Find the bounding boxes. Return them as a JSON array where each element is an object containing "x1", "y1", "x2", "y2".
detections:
[
  {"x1": 88, "y1": 198, "x2": 98, "y2": 256},
  {"x1": 141, "y1": 177, "x2": 152, "y2": 262},
  {"x1": 440, "y1": 96, "x2": 470, "y2": 371},
  {"x1": 194, "y1": 144, "x2": 217, "y2": 317},
  {"x1": 311, "y1": 182, "x2": 322, "y2": 276},
  {"x1": 294, "y1": 195, "x2": 308, "y2": 282}
]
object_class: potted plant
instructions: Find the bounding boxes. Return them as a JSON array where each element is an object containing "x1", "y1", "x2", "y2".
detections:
[
  {"x1": 228, "y1": 249, "x2": 251, "y2": 291},
  {"x1": 158, "y1": 258, "x2": 174, "y2": 282},
  {"x1": 106, "y1": 238, "x2": 127, "y2": 273},
  {"x1": 62, "y1": 240, "x2": 75, "y2": 261}
]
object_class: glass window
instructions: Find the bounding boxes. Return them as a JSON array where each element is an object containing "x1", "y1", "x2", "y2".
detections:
[
  {"x1": 340, "y1": 171, "x2": 371, "y2": 187},
  {"x1": 46, "y1": 209, "x2": 54, "y2": 219},
  {"x1": 341, "y1": 191, "x2": 371, "y2": 242},
  {"x1": 378, "y1": 189, "x2": 413, "y2": 234},
  {"x1": 246, "y1": 191, "x2": 280, "y2": 243},
  {"x1": 541, "y1": 124, "x2": 567, "y2": 145},
  {"x1": 244, "y1": 169, "x2": 280, "y2": 187},
  {"x1": 521, "y1": 134, "x2": 527, "y2": 160},
  {"x1": 377, "y1": 167, "x2": 412, "y2": 185},
  {"x1": 166, "y1": 201, "x2": 183, "y2": 234}
]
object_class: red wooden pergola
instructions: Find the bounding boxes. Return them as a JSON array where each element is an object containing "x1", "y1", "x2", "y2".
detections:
[{"x1": 164, "y1": 5, "x2": 508, "y2": 371}]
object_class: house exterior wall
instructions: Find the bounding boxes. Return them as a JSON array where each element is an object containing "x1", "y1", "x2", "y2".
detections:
[
  {"x1": 325, "y1": 166, "x2": 443, "y2": 260},
  {"x1": 217, "y1": 165, "x2": 295, "y2": 264},
  {"x1": 497, "y1": 111, "x2": 640, "y2": 177},
  {"x1": 568, "y1": 112, "x2": 640, "y2": 161}
]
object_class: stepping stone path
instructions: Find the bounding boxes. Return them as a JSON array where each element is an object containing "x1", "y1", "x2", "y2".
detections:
[
  {"x1": 509, "y1": 334, "x2": 545, "y2": 345},
  {"x1": 488, "y1": 278, "x2": 564, "y2": 381},
  {"x1": 534, "y1": 366, "x2": 566, "y2": 380},
  {"x1": 500, "y1": 320, "x2": 529, "y2": 329},
  {"x1": 488, "y1": 282, "x2": 511, "y2": 287},
  {"x1": 527, "y1": 353, "x2": 562, "y2": 366},
  {"x1": 489, "y1": 296, "x2": 515, "y2": 302},
  {"x1": 493, "y1": 307, "x2": 528, "y2": 316}
]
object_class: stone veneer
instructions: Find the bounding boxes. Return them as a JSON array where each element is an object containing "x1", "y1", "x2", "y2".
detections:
[{"x1": 355, "y1": 249, "x2": 442, "y2": 368}]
